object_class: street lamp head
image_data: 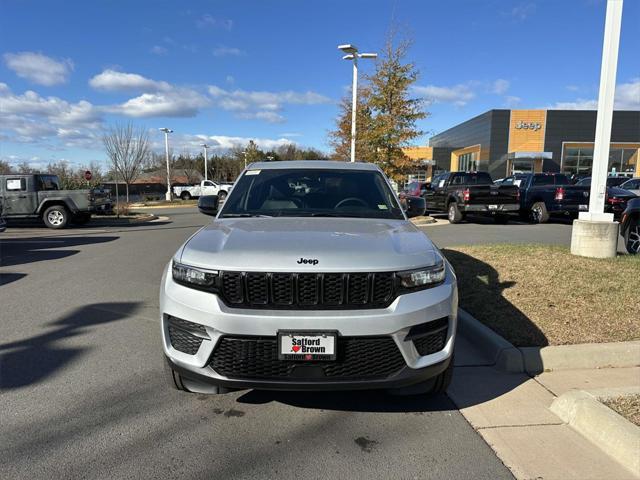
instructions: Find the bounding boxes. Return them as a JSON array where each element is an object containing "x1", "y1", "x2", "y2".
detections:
[
  {"x1": 338, "y1": 44, "x2": 358, "y2": 54},
  {"x1": 342, "y1": 54, "x2": 355, "y2": 61},
  {"x1": 201, "y1": 143, "x2": 209, "y2": 148},
  {"x1": 360, "y1": 53, "x2": 378, "y2": 59},
  {"x1": 159, "y1": 127, "x2": 173, "y2": 133}
]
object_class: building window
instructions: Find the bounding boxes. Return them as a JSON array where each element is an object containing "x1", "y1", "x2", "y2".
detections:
[
  {"x1": 563, "y1": 146, "x2": 638, "y2": 176},
  {"x1": 459, "y1": 152, "x2": 478, "y2": 171}
]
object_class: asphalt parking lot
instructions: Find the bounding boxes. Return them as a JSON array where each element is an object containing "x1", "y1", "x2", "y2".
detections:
[{"x1": 0, "y1": 208, "x2": 577, "y2": 479}]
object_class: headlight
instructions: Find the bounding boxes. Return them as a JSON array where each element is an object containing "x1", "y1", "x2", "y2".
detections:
[
  {"x1": 397, "y1": 262, "x2": 446, "y2": 290},
  {"x1": 172, "y1": 261, "x2": 218, "y2": 289}
]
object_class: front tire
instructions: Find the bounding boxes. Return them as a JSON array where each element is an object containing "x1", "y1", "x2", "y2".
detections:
[
  {"x1": 530, "y1": 202, "x2": 549, "y2": 224},
  {"x1": 447, "y1": 202, "x2": 463, "y2": 224},
  {"x1": 180, "y1": 191, "x2": 192, "y2": 200},
  {"x1": 43, "y1": 205, "x2": 69, "y2": 229},
  {"x1": 218, "y1": 190, "x2": 228, "y2": 201},
  {"x1": 624, "y1": 217, "x2": 640, "y2": 254}
]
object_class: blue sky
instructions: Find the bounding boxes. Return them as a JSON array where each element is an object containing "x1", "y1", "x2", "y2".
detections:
[{"x1": 1, "y1": 0, "x2": 638, "y2": 170}]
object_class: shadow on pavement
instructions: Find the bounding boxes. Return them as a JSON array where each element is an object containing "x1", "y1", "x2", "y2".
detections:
[
  {"x1": 0, "y1": 302, "x2": 140, "y2": 390},
  {"x1": 236, "y1": 388, "x2": 454, "y2": 413},
  {"x1": 0, "y1": 235, "x2": 118, "y2": 268},
  {"x1": 0, "y1": 272, "x2": 27, "y2": 286}
]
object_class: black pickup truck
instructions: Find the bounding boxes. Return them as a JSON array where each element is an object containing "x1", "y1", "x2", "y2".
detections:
[
  {"x1": 424, "y1": 171, "x2": 520, "y2": 223},
  {"x1": 0, "y1": 174, "x2": 112, "y2": 229},
  {"x1": 502, "y1": 173, "x2": 637, "y2": 222}
]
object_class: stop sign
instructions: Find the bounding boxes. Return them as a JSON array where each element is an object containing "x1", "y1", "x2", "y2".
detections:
[{"x1": 84, "y1": 170, "x2": 92, "y2": 181}]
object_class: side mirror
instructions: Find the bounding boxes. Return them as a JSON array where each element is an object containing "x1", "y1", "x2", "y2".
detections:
[
  {"x1": 198, "y1": 195, "x2": 219, "y2": 216},
  {"x1": 404, "y1": 196, "x2": 426, "y2": 218}
]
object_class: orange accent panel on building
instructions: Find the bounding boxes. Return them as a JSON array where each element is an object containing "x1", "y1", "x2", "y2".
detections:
[{"x1": 508, "y1": 110, "x2": 547, "y2": 152}]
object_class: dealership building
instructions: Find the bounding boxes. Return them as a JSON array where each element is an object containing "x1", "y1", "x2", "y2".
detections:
[{"x1": 404, "y1": 109, "x2": 640, "y2": 180}]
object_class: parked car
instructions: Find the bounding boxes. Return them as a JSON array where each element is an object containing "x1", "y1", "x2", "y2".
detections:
[
  {"x1": 400, "y1": 181, "x2": 430, "y2": 198},
  {"x1": 619, "y1": 178, "x2": 640, "y2": 196},
  {"x1": 501, "y1": 173, "x2": 591, "y2": 223},
  {"x1": 161, "y1": 160, "x2": 456, "y2": 396},
  {"x1": 0, "y1": 174, "x2": 112, "y2": 229},
  {"x1": 621, "y1": 197, "x2": 640, "y2": 254},
  {"x1": 574, "y1": 176, "x2": 630, "y2": 188},
  {"x1": 173, "y1": 180, "x2": 233, "y2": 200},
  {"x1": 423, "y1": 171, "x2": 520, "y2": 223}
]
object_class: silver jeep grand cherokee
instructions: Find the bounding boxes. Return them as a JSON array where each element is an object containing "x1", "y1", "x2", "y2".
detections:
[{"x1": 160, "y1": 161, "x2": 457, "y2": 395}]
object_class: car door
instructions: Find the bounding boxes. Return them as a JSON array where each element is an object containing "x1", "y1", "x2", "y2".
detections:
[
  {"x1": 3, "y1": 176, "x2": 37, "y2": 215},
  {"x1": 202, "y1": 180, "x2": 216, "y2": 195},
  {"x1": 430, "y1": 174, "x2": 449, "y2": 211}
]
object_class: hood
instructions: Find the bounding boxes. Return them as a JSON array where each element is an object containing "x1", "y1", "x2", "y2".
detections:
[{"x1": 179, "y1": 217, "x2": 440, "y2": 272}]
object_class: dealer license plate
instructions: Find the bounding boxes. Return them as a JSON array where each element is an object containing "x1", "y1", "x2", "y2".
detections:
[
  {"x1": 278, "y1": 331, "x2": 337, "y2": 361},
  {"x1": 488, "y1": 204, "x2": 498, "y2": 210},
  {"x1": 579, "y1": 204, "x2": 588, "y2": 211}
]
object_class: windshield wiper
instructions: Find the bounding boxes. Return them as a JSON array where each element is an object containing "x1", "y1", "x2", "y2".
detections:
[
  {"x1": 309, "y1": 212, "x2": 365, "y2": 218},
  {"x1": 220, "y1": 213, "x2": 273, "y2": 218}
]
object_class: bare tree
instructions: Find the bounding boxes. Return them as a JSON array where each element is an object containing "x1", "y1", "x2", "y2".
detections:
[
  {"x1": 102, "y1": 123, "x2": 151, "y2": 202},
  {"x1": 0, "y1": 159, "x2": 12, "y2": 174}
]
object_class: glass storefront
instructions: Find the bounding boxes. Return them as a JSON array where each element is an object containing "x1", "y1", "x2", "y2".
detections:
[
  {"x1": 458, "y1": 152, "x2": 478, "y2": 171},
  {"x1": 562, "y1": 145, "x2": 639, "y2": 176}
]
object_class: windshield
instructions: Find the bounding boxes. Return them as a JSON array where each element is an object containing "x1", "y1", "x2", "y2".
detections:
[{"x1": 219, "y1": 168, "x2": 404, "y2": 219}]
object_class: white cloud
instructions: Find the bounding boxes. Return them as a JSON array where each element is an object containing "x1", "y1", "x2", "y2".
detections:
[
  {"x1": 207, "y1": 85, "x2": 331, "y2": 122},
  {"x1": 185, "y1": 134, "x2": 294, "y2": 151},
  {"x1": 491, "y1": 79, "x2": 510, "y2": 95},
  {"x1": 3, "y1": 51, "x2": 73, "y2": 86},
  {"x1": 510, "y1": 2, "x2": 536, "y2": 20},
  {"x1": 505, "y1": 96, "x2": 522, "y2": 107},
  {"x1": 548, "y1": 79, "x2": 640, "y2": 110},
  {"x1": 196, "y1": 14, "x2": 233, "y2": 30},
  {"x1": 280, "y1": 132, "x2": 302, "y2": 138},
  {"x1": 213, "y1": 46, "x2": 244, "y2": 57},
  {"x1": 109, "y1": 89, "x2": 209, "y2": 118},
  {"x1": 413, "y1": 83, "x2": 476, "y2": 107},
  {"x1": 566, "y1": 85, "x2": 580, "y2": 92},
  {"x1": 0, "y1": 83, "x2": 102, "y2": 147},
  {"x1": 89, "y1": 69, "x2": 171, "y2": 92},
  {"x1": 150, "y1": 45, "x2": 168, "y2": 55},
  {"x1": 226, "y1": 75, "x2": 235, "y2": 84}
]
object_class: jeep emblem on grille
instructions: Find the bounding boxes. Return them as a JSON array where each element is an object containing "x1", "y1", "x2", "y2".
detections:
[{"x1": 297, "y1": 258, "x2": 319, "y2": 265}]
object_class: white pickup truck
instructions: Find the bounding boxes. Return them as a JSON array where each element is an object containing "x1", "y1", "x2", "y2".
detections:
[{"x1": 173, "y1": 180, "x2": 233, "y2": 200}]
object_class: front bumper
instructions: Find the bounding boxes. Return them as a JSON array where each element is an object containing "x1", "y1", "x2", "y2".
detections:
[{"x1": 160, "y1": 263, "x2": 458, "y2": 390}]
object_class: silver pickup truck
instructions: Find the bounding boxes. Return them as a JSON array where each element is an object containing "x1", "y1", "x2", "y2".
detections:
[
  {"x1": 160, "y1": 160, "x2": 458, "y2": 396},
  {"x1": 0, "y1": 174, "x2": 112, "y2": 229}
]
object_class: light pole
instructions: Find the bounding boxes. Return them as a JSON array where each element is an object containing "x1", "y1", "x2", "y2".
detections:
[
  {"x1": 571, "y1": 0, "x2": 624, "y2": 258},
  {"x1": 338, "y1": 44, "x2": 377, "y2": 163},
  {"x1": 159, "y1": 127, "x2": 173, "y2": 201},
  {"x1": 242, "y1": 150, "x2": 247, "y2": 168},
  {"x1": 201, "y1": 143, "x2": 209, "y2": 181}
]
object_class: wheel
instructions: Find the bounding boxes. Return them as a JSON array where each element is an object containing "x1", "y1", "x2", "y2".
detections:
[
  {"x1": 494, "y1": 214, "x2": 509, "y2": 224},
  {"x1": 447, "y1": 202, "x2": 463, "y2": 224},
  {"x1": 42, "y1": 205, "x2": 69, "y2": 229},
  {"x1": 624, "y1": 217, "x2": 640, "y2": 254},
  {"x1": 218, "y1": 190, "x2": 228, "y2": 201},
  {"x1": 387, "y1": 355, "x2": 454, "y2": 396},
  {"x1": 72, "y1": 212, "x2": 92, "y2": 225},
  {"x1": 180, "y1": 191, "x2": 192, "y2": 200},
  {"x1": 530, "y1": 202, "x2": 549, "y2": 224}
]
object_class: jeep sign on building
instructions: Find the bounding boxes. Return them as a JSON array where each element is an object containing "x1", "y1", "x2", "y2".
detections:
[{"x1": 425, "y1": 109, "x2": 640, "y2": 179}]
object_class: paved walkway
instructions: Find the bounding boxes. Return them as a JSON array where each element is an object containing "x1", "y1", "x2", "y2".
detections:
[{"x1": 452, "y1": 335, "x2": 639, "y2": 480}]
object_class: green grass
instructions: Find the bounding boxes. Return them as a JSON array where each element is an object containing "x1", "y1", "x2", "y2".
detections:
[{"x1": 442, "y1": 244, "x2": 640, "y2": 347}]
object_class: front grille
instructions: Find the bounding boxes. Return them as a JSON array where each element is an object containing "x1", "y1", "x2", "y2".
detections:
[
  {"x1": 209, "y1": 336, "x2": 406, "y2": 381},
  {"x1": 219, "y1": 271, "x2": 396, "y2": 309},
  {"x1": 168, "y1": 325, "x2": 203, "y2": 355}
]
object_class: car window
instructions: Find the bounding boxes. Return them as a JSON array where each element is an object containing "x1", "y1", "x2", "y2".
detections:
[
  {"x1": 6, "y1": 178, "x2": 27, "y2": 191},
  {"x1": 532, "y1": 175, "x2": 554, "y2": 186},
  {"x1": 554, "y1": 174, "x2": 570, "y2": 185},
  {"x1": 203, "y1": 181, "x2": 214, "y2": 186},
  {"x1": 220, "y1": 168, "x2": 404, "y2": 219},
  {"x1": 452, "y1": 172, "x2": 492, "y2": 185},
  {"x1": 36, "y1": 175, "x2": 60, "y2": 191}
]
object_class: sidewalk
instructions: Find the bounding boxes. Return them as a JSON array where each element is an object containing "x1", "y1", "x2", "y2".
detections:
[{"x1": 452, "y1": 334, "x2": 640, "y2": 480}]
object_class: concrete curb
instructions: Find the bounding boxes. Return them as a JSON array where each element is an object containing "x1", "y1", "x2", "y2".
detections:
[
  {"x1": 129, "y1": 203, "x2": 197, "y2": 210},
  {"x1": 520, "y1": 342, "x2": 640, "y2": 375},
  {"x1": 91, "y1": 213, "x2": 158, "y2": 225},
  {"x1": 458, "y1": 308, "x2": 640, "y2": 374},
  {"x1": 410, "y1": 216, "x2": 437, "y2": 225},
  {"x1": 457, "y1": 308, "x2": 524, "y2": 373},
  {"x1": 550, "y1": 389, "x2": 640, "y2": 476}
]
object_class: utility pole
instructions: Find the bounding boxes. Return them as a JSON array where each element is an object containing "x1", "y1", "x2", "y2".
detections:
[
  {"x1": 201, "y1": 143, "x2": 209, "y2": 181},
  {"x1": 571, "y1": 0, "x2": 624, "y2": 258},
  {"x1": 159, "y1": 128, "x2": 173, "y2": 201},
  {"x1": 338, "y1": 44, "x2": 377, "y2": 162}
]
